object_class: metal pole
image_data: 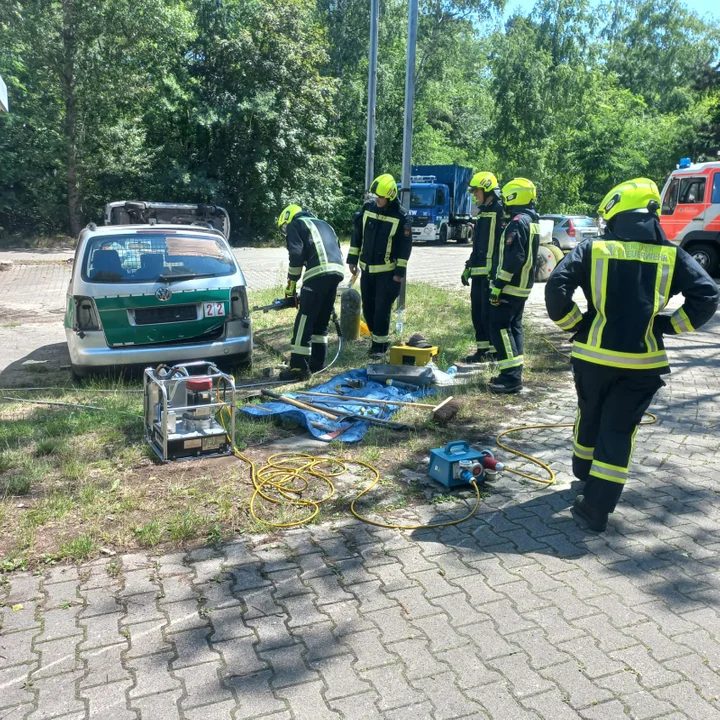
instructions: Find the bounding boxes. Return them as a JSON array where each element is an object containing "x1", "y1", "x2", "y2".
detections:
[
  {"x1": 397, "y1": 0, "x2": 418, "y2": 312},
  {"x1": 364, "y1": 0, "x2": 380, "y2": 192}
]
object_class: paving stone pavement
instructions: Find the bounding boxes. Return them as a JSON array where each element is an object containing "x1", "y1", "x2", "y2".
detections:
[{"x1": 1, "y1": 306, "x2": 719, "y2": 718}]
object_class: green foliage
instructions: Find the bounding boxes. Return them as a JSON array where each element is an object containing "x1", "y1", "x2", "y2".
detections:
[{"x1": 0, "y1": 0, "x2": 718, "y2": 239}]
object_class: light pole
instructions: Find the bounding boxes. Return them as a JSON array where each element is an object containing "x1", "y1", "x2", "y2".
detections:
[
  {"x1": 365, "y1": 0, "x2": 380, "y2": 192},
  {"x1": 397, "y1": 0, "x2": 418, "y2": 312}
]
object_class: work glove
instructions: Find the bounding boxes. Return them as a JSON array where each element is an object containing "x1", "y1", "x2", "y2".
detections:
[
  {"x1": 461, "y1": 268, "x2": 471, "y2": 287},
  {"x1": 489, "y1": 284, "x2": 502, "y2": 306},
  {"x1": 284, "y1": 279, "x2": 297, "y2": 298}
]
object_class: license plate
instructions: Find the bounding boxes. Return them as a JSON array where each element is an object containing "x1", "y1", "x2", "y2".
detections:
[{"x1": 203, "y1": 302, "x2": 225, "y2": 318}]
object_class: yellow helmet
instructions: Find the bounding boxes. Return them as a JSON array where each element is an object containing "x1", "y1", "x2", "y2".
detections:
[
  {"x1": 277, "y1": 204, "x2": 303, "y2": 229},
  {"x1": 369, "y1": 173, "x2": 398, "y2": 201},
  {"x1": 598, "y1": 178, "x2": 661, "y2": 221},
  {"x1": 502, "y1": 178, "x2": 536, "y2": 206},
  {"x1": 468, "y1": 171, "x2": 498, "y2": 193}
]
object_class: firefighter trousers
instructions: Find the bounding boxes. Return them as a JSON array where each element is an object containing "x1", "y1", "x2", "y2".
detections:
[
  {"x1": 471, "y1": 275, "x2": 494, "y2": 352},
  {"x1": 289, "y1": 274, "x2": 342, "y2": 372},
  {"x1": 488, "y1": 295, "x2": 526, "y2": 383},
  {"x1": 572, "y1": 360, "x2": 665, "y2": 514},
  {"x1": 360, "y1": 271, "x2": 402, "y2": 352}
]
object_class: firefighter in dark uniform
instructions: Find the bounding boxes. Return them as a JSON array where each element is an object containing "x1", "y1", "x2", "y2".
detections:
[
  {"x1": 545, "y1": 178, "x2": 718, "y2": 531},
  {"x1": 278, "y1": 204, "x2": 345, "y2": 381},
  {"x1": 347, "y1": 173, "x2": 412, "y2": 358},
  {"x1": 462, "y1": 171, "x2": 504, "y2": 363},
  {"x1": 487, "y1": 178, "x2": 540, "y2": 393}
]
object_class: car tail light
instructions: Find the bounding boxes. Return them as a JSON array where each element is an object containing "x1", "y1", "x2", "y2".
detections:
[
  {"x1": 230, "y1": 286, "x2": 249, "y2": 320},
  {"x1": 73, "y1": 296, "x2": 101, "y2": 331},
  {"x1": 567, "y1": 219, "x2": 576, "y2": 238}
]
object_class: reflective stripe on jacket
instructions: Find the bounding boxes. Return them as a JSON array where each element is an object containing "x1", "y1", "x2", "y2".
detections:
[
  {"x1": 286, "y1": 211, "x2": 344, "y2": 282},
  {"x1": 348, "y1": 200, "x2": 412, "y2": 276},
  {"x1": 491, "y1": 208, "x2": 540, "y2": 298},
  {"x1": 466, "y1": 192, "x2": 504, "y2": 277},
  {"x1": 544, "y1": 211, "x2": 719, "y2": 373}
]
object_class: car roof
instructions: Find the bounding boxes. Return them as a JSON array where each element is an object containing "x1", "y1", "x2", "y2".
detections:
[
  {"x1": 80, "y1": 223, "x2": 228, "y2": 242},
  {"x1": 669, "y1": 161, "x2": 720, "y2": 176}
]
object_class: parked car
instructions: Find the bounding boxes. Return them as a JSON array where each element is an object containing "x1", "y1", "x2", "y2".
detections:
[
  {"x1": 64, "y1": 203, "x2": 251, "y2": 378},
  {"x1": 540, "y1": 215, "x2": 600, "y2": 251}
]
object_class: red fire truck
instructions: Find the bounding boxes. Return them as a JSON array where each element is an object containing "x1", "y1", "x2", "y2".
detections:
[{"x1": 659, "y1": 159, "x2": 720, "y2": 276}]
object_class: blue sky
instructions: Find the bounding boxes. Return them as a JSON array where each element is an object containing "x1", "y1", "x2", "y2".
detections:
[{"x1": 502, "y1": 0, "x2": 720, "y2": 21}]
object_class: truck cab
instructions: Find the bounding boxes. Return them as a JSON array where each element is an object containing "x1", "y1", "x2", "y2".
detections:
[
  {"x1": 407, "y1": 164, "x2": 474, "y2": 243},
  {"x1": 659, "y1": 159, "x2": 720, "y2": 276}
]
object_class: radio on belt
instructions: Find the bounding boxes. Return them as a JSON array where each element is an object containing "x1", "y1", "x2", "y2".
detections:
[
  {"x1": 428, "y1": 440, "x2": 504, "y2": 488},
  {"x1": 143, "y1": 361, "x2": 236, "y2": 462}
]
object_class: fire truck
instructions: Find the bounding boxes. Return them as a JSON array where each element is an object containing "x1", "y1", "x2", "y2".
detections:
[{"x1": 659, "y1": 159, "x2": 720, "y2": 276}]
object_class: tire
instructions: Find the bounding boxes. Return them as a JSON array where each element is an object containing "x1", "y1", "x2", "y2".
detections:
[
  {"x1": 70, "y1": 364, "x2": 89, "y2": 382},
  {"x1": 552, "y1": 238, "x2": 561, "y2": 249},
  {"x1": 686, "y1": 242, "x2": 720, "y2": 277},
  {"x1": 457, "y1": 224, "x2": 470, "y2": 244},
  {"x1": 548, "y1": 244, "x2": 565, "y2": 264},
  {"x1": 439, "y1": 224, "x2": 448, "y2": 244}
]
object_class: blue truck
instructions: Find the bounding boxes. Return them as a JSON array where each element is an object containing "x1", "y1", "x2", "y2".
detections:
[{"x1": 407, "y1": 164, "x2": 474, "y2": 243}]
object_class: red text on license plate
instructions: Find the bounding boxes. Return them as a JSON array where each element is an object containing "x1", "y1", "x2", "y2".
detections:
[{"x1": 204, "y1": 302, "x2": 225, "y2": 318}]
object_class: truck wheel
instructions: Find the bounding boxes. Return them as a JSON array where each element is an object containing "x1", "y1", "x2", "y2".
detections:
[
  {"x1": 687, "y1": 243, "x2": 719, "y2": 276},
  {"x1": 439, "y1": 225, "x2": 448, "y2": 244}
]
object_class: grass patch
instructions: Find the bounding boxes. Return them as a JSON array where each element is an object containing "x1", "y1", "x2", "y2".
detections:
[{"x1": 0, "y1": 282, "x2": 570, "y2": 568}]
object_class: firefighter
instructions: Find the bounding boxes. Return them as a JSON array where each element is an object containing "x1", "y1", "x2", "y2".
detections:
[
  {"x1": 487, "y1": 178, "x2": 540, "y2": 393},
  {"x1": 462, "y1": 171, "x2": 504, "y2": 363},
  {"x1": 277, "y1": 204, "x2": 345, "y2": 381},
  {"x1": 347, "y1": 173, "x2": 412, "y2": 358},
  {"x1": 545, "y1": 178, "x2": 718, "y2": 531}
]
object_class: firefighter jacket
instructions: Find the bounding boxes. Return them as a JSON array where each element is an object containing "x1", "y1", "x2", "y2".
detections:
[
  {"x1": 347, "y1": 200, "x2": 412, "y2": 277},
  {"x1": 545, "y1": 210, "x2": 718, "y2": 374},
  {"x1": 286, "y1": 210, "x2": 345, "y2": 283},
  {"x1": 466, "y1": 191, "x2": 504, "y2": 277},
  {"x1": 491, "y1": 207, "x2": 540, "y2": 298}
]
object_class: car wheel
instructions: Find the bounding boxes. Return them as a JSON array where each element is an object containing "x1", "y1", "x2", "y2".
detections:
[
  {"x1": 439, "y1": 224, "x2": 448, "y2": 244},
  {"x1": 70, "y1": 364, "x2": 89, "y2": 382},
  {"x1": 552, "y1": 238, "x2": 561, "y2": 249},
  {"x1": 687, "y1": 243, "x2": 720, "y2": 276}
]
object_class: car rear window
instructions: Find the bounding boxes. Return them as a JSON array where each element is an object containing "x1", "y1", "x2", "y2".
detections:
[
  {"x1": 82, "y1": 233, "x2": 236, "y2": 283},
  {"x1": 572, "y1": 217, "x2": 596, "y2": 227}
]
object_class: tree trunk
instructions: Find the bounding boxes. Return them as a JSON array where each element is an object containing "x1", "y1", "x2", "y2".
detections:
[{"x1": 62, "y1": 0, "x2": 83, "y2": 236}]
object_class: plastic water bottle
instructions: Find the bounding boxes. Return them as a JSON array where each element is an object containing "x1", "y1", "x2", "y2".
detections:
[
  {"x1": 395, "y1": 309, "x2": 404, "y2": 336},
  {"x1": 446, "y1": 366, "x2": 458, "y2": 377}
]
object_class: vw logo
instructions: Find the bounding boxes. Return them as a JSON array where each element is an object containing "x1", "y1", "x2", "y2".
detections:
[{"x1": 156, "y1": 287, "x2": 172, "y2": 302}]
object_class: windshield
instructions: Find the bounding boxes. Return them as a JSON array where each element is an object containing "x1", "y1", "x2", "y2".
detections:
[
  {"x1": 82, "y1": 232, "x2": 236, "y2": 284},
  {"x1": 410, "y1": 187, "x2": 437, "y2": 208}
]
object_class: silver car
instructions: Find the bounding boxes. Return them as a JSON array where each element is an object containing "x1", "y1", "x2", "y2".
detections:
[
  {"x1": 65, "y1": 215, "x2": 251, "y2": 378},
  {"x1": 541, "y1": 215, "x2": 601, "y2": 251}
]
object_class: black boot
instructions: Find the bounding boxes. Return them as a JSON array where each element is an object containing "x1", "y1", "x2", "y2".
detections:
[
  {"x1": 488, "y1": 374, "x2": 522, "y2": 394},
  {"x1": 278, "y1": 367, "x2": 311, "y2": 382},
  {"x1": 309, "y1": 341, "x2": 328, "y2": 373},
  {"x1": 465, "y1": 348, "x2": 494, "y2": 364},
  {"x1": 572, "y1": 495, "x2": 608, "y2": 532},
  {"x1": 368, "y1": 343, "x2": 387, "y2": 361}
]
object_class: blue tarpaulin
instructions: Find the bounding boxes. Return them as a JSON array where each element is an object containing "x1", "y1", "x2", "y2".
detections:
[{"x1": 240, "y1": 369, "x2": 434, "y2": 442}]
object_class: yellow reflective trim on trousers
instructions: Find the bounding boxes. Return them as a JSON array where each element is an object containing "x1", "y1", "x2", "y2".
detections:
[
  {"x1": 359, "y1": 261, "x2": 397, "y2": 273},
  {"x1": 303, "y1": 263, "x2": 345, "y2": 280},
  {"x1": 498, "y1": 356, "x2": 523, "y2": 370},
  {"x1": 500, "y1": 329, "x2": 513, "y2": 359},
  {"x1": 289, "y1": 345, "x2": 311, "y2": 355},
  {"x1": 371, "y1": 333, "x2": 389, "y2": 343},
  {"x1": 311, "y1": 334, "x2": 328, "y2": 344},
  {"x1": 590, "y1": 459, "x2": 628, "y2": 484},
  {"x1": 670, "y1": 307, "x2": 695, "y2": 334},
  {"x1": 573, "y1": 409, "x2": 594, "y2": 459},
  {"x1": 556, "y1": 304, "x2": 583, "y2": 330},
  {"x1": 291, "y1": 314, "x2": 308, "y2": 352},
  {"x1": 572, "y1": 342, "x2": 669, "y2": 369}
]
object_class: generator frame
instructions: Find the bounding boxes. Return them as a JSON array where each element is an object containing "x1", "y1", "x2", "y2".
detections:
[{"x1": 143, "y1": 360, "x2": 236, "y2": 463}]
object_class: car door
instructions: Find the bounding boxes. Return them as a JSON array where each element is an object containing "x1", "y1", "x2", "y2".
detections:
[
  {"x1": 705, "y1": 171, "x2": 720, "y2": 235},
  {"x1": 661, "y1": 176, "x2": 707, "y2": 242}
]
